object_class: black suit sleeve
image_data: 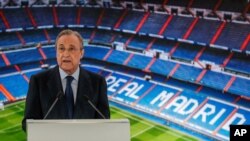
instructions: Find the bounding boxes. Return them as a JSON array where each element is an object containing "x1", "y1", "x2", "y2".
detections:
[
  {"x1": 22, "y1": 75, "x2": 43, "y2": 132},
  {"x1": 96, "y1": 76, "x2": 110, "y2": 119}
]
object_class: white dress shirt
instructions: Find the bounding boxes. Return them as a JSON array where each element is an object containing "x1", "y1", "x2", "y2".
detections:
[{"x1": 59, "y1": 67, "x2": 80, "y2": 104}]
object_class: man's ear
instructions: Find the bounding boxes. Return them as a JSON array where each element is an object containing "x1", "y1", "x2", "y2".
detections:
[{"x1": 81, "y1": 49, "x2": 84, "y2": 58}]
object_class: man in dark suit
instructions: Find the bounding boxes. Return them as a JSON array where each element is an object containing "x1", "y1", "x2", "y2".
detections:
[{"x1": 22, "y1": 29, "x2": 110, "y2": 131}]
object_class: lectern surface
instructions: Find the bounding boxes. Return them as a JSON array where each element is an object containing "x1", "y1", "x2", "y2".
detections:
[{"x1": 27, "y1": 119, "x2": 130, "y2": 141}]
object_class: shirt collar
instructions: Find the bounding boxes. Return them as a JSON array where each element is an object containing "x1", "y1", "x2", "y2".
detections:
[{"x1": 59, "y1": 67, "x2": 80, "y2": 81}]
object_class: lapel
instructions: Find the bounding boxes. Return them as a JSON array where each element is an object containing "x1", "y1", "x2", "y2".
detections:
[
  {"x1": 47, "y1": 66, "x2": 63, "y2": 96},
  {"x1": 74, "y1": 67, "x2": 94, "y2": 118},
  {"x1": 46, "y1": 66, "x2": 68, "y2": 118}
]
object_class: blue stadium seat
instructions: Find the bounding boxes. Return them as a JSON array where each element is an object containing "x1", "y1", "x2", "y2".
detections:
[
  {"x1": 57, "y1": 7, "x2": 77, "y2": 25},
  {"x1": 173, "y1": 65, "x2": 201, "y2": 82},
  {"x1": 140, "y1": 13, "x2": 170, "y2": 34},
  {"x1": 163, "y1": 16, "x2": 193, "y2": 39},
  {"x1": 188, "y1": 19, "x2": 220, "y2": 44},
  {"x1": 84, "y1": 46, "x2": 109, "y2": 60},
  {"x1": 127, "y1": 54, "x2": 151, "y2": 70},
  {"x1": 119, "y1": 10, "x2": 145, "y2": 31},
  {"x1": 99, "y1": 8, "x2": 123, "y2": 27},
  {"x1": 228, "y1": 77, "x2": 250, "y2": 97},
  {"x1": 200, "y1": 71, "x2": 231, "y2": 90},
  {"x1": 5, "y1": 48, "x2": 42, "y2": 65},
  {"x1": 199, "y1": 47, "x2": 228, "y2": 65},
  {"x1": 215, "y1": 23, "x2": 250, "y2": 50},
  {"x1": 106, "y1": 50, "x2": 130, "y2": 65},
  {"x1": 79, "y1": 7, "x2": 102, "y2": 26},
  {"x1": 3, "y1": 8, "x2": 33, "y2": 28},
  {"x1": 30, "y1": 7, "x2": 54, "y2": 26},
  {"x1": 150, "y1": 59, "x2": 176, "y2": 76},
  {"x1": 0, "y1": 74, "x2": 28, "y2": 99}
]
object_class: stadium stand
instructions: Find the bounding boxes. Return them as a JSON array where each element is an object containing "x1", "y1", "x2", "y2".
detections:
[
  {"x1": 163, "y1": 15, "x2": 194, "y2": 39},
  {"x1": 99, "y1": 8, "x2": 123, "y2": 27},
  {"x1": 80, "y1": 7, "x2": 102, "y2": 26},
  {"x1": 118, "y1": 10, "x2": 145, "y2": 31},
  {"x1": 215, "y1": 22, "x2": 250, "y2": 50},
  {"x1": 0, "y1": 54, "x2": 6, "y2": 67},
  {"x1": 0, "y1": 31, "x2": 21, "y2": 49},
  {"x1": 139, "y1": 12, "x2": 170, "y2": 34},
  {"x1": 0, "y1": 91, "x2": 6, "y2": 101},
  {"x1": 29, "y1": 7, "x2": 54, "y2": 26},
  {"x1": 5, "y1": 48, "x2": 43, "y2": 65},
  {"x1": 56, "y1": 6, "x2": 77, "y2": 25},
  {"x1": 0, "y1": 1, "x2": 250, "y2": 140},
  {"x1": 20, "y1": 29, "x2": 48, "y2": 44},
  {"x1": 188, "y1": 18, "x2": 221, "y2": 44},
  {"x1": 2, "y1": 8, "x2": 33, "y2": 28},
  {"x1": 226, "y1": 52, "x2": 250, "y2": 75}
]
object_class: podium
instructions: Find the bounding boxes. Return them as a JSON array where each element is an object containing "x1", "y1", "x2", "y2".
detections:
[{"x1": 27, "y1": 119, "x2": 130, "y2": 141}]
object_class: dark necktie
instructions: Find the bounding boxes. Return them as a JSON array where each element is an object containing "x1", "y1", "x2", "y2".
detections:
[{"x1": 65, "y1": 76, "x2": 74, "y2": 119}]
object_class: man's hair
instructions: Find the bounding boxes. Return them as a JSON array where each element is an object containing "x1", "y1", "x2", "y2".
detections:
[{"x1": 55, "y1": 29, "x2": 84, "y2": 49}]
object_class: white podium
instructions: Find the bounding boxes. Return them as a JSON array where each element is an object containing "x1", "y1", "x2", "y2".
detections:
[{"x1": 27, "y1": 119, "x2": 130, "y2": 141}]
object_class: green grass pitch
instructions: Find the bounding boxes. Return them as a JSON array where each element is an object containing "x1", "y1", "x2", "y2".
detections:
[{"x1": 0, "y1": 101, "x2": 199, "y2": 141}]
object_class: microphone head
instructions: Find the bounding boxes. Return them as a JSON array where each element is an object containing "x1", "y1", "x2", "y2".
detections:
[
  {"x1": 83, "y1": 95, "x2": 89, "y2": 101},
  {"x1": 57, "y1": 91, "x2": 64, "y2": 99}
]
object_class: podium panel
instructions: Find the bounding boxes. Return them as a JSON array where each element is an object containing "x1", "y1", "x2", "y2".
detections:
[{"x1": 27, "y1": 119, "x2": 130, "y2": 141}]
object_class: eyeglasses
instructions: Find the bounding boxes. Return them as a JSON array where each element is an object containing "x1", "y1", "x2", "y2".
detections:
[{"x1": 57, "y1": 47, "x2": 82, "y2": 54}]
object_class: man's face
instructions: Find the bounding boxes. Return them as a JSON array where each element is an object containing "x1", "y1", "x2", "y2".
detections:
[{"x1": 56, "y1": 34, "x2": 83, "y2": 75}]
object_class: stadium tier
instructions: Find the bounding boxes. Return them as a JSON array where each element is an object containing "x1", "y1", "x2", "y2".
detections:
[
  {"x1": 84, "y1": 46, "x2": 250, "y2": 97},
  {"x1": 0, "y1": 7, "x2": 249, "y2": 51},
  {"x1": 0, "y1": 2, "x2": 250, "y2": 141},
  {"x1": 2, "y1": 44, "x2": 250, "y2": 105}
]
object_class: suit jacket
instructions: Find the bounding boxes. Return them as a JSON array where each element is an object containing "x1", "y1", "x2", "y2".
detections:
[{"x1": 22, "y1": 66, "x2": 110, "y2": 131}]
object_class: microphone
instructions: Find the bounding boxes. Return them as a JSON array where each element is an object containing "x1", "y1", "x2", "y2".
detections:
[
  {"x1": 43, "y1": 91, "x2": 64, "y2": 119},
  {"x1": 83, "y1": 95, "x2": 106, "y2": 119}
]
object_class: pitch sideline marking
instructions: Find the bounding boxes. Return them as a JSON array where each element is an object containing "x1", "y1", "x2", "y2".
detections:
[
  {"x1": 111, "y1": 108, "x2": 195, "y2": 141},
  {"x1": 0, "y1": 123, "x2": 21, "y2": 133},
  {"x1": 131, "y1": 125, "x2": 154, "y2": 138}
]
